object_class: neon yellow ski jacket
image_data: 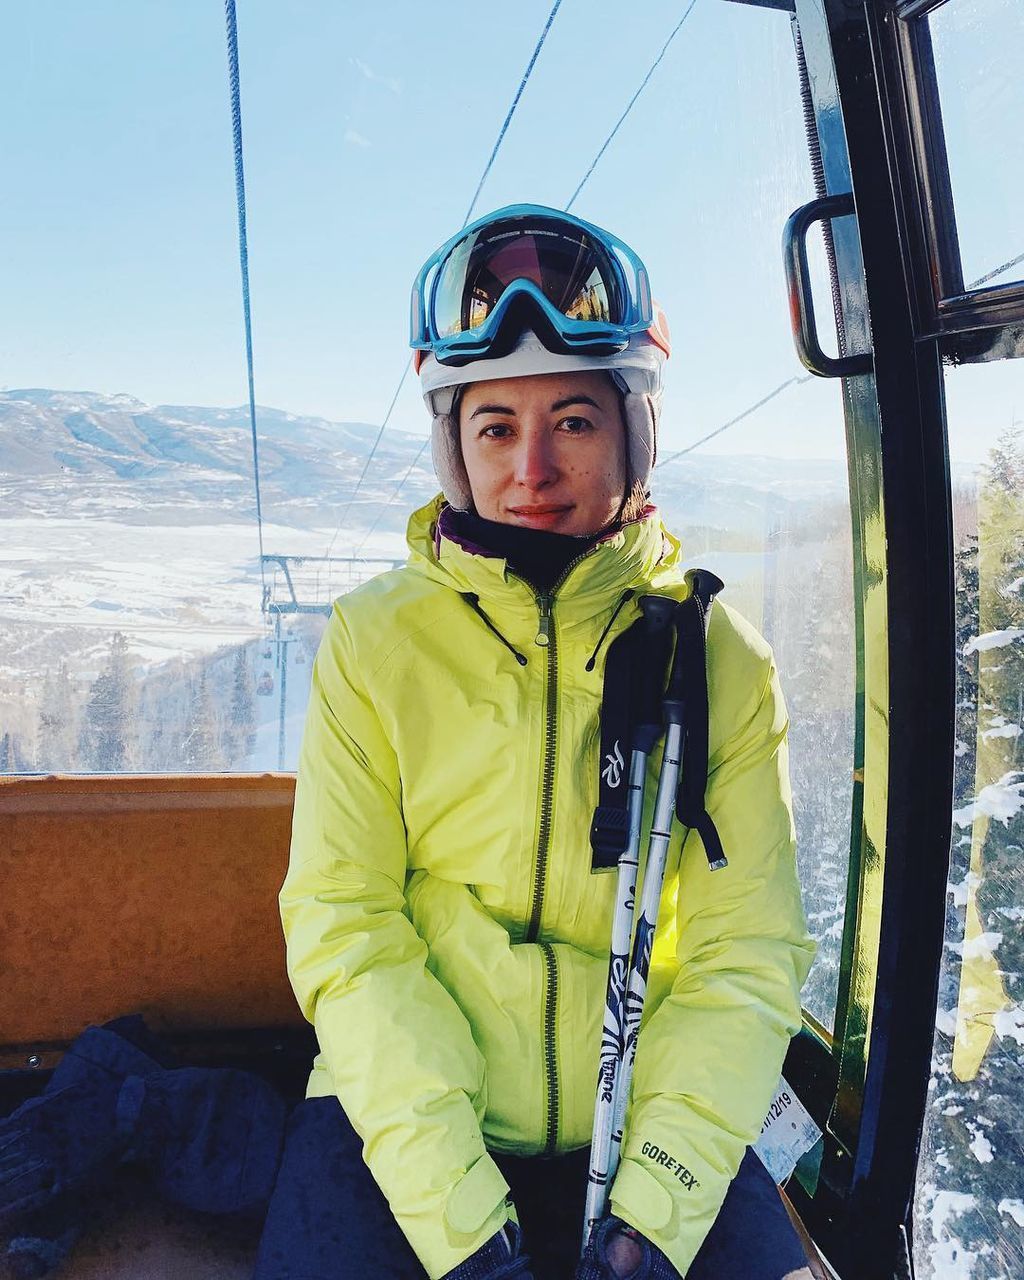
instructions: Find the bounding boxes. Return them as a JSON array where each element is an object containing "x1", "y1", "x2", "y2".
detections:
[{"x1": 282, "y1": 497, "x2": 815, "y2": 1278}]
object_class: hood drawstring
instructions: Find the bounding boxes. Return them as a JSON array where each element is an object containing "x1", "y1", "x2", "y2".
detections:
[
  {"x1": 585, "y1": 590, "x2": 635, "y2": 672},
  {"x1": 462, "y1": 594, "x2": 528, "y2": 666}
]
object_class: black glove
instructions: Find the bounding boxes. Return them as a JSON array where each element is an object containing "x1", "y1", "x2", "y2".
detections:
[
  {"x1": 130, "y1": 1065, "x2": 287, "y2": 1216},
  {"x1": 0, "y1": 1020, "x2": 165, "y2": 1227},
  {"x1": 442, "y1": 1222, "x2": 534, "y2": 1280},
  {"x1": 0, "y1": 1018, "x2": 287, "y2": 1230},
  {"x1": 575, "y1": 1216, "x2": 679, "y2": 1280}
]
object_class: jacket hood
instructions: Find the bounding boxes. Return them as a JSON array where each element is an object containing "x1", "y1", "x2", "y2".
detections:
[{"x1": 404, "y1": 494, "x2": 684, "y2": 616}]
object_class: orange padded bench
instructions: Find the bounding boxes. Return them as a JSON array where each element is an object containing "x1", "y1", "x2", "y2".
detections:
[{"x1": 0, "y1": 774, "x2": 302, "y2": 1070}]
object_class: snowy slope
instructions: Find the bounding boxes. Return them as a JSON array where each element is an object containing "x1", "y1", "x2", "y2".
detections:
[{"x1": 0, "y1": 388, "x2": 849, "y2": 536}]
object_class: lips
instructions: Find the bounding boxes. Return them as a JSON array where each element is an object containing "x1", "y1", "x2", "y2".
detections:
[
  {"x1": 506, "y1": 504, "x2": 574, "y2": 528},
  {"x1": 507, "y1": 505, "x2": 573, "y2": 517}
]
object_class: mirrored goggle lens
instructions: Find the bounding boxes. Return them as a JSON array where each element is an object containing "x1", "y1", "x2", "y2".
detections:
[{"x1": 431, "y1": 222, "x2": 624, "y2": 339}]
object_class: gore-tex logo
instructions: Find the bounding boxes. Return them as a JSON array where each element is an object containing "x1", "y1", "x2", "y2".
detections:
[{"x1": 641, "y1": 1141, "x2": 701, "y2": 1190}]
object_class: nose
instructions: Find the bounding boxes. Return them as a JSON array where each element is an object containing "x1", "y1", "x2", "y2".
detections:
[{"x1": 513, "y1": 430, "x2": 559, "y2": 490}]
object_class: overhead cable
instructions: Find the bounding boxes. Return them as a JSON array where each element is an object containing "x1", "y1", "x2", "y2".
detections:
[
  {"x1": 565, "y1": 0, "x2": 699, "y2": 212},
  {"x1": 326, "y1": 0, "x2": 564, "y2": 558},
  {"x1": 224, "y1": 0, "x2": 267, "y2": 605},
  {"x1": 326, "y1": 358, "x2": 412, "y2": 558},
  {"x1": 462, "y1": 0, "x2": 564, "y2": 227},
  {"x1": 354, "y1": 438, "x2": 432, "y2": 557},
  {"x1": 968, "y1": 252, "x2": 1024, "y2": 291},
  {"x1": 655, "y1": 375, "x2": 813, "y2": 468}
]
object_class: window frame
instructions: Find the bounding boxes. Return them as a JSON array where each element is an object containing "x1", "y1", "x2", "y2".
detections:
[
  {"x1": 885, "y1": 0, "x2": 1024, "y2": 358},
  {"x1": 783, "y1": 0, "x2": 959, "y2": 1273}
]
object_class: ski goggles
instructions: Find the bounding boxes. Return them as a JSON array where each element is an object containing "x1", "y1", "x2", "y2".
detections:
[{"x1": 410, "y1": 204, "x2": 656, "y2": 370}]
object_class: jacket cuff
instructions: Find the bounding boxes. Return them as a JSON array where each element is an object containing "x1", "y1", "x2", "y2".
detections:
[
  {"x1": 408, "y1": 1153, "x2": 513, "y2": 1279},
  {"x1": 441, "y1": 1223, "x2": 529, "y2": 1280},
  {"x1": 610, "y1": 1155, "x2": 723, "y2": 1279},
  {"x1": 578, "y1": 1216, "x2": 680, "y2": 1279}
]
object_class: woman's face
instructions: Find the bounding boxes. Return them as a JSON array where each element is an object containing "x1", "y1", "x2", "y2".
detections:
[{"x1": 458, "y1": 370, "x2": 627, "y2": 535}]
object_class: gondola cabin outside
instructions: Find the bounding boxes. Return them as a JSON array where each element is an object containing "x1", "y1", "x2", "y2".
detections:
[{"x1": 1, "y1": 1, "x2": 1022, "y2": 1278}]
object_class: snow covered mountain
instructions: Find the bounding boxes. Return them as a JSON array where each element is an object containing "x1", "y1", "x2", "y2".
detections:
[
  {"x1": 0, "y1": 388, "x2": 847, "y2": 537},
  {"x1": 0, "y1": 389, "x2": 433, "y2": 530}
]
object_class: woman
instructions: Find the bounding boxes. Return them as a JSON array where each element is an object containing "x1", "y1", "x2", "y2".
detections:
[{"x1": 255, "y1": 206, "x2": 816, "y2": 1280}]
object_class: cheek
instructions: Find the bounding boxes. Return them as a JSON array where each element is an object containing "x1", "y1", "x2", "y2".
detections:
[
  {"x1": 578, "y1": 434, "x2": 624, "y2": 478},
  {"x1": 460, "y1": 443, "x2": 504, "y2": 514},
  {"x1": 464, "y1": 450, "x2": 497, "y2": 492},
  {"x1": 460, "y1": 437, "x2": 486, "y2": 481},
  {"x1": 596, "y1": 438, "x2": 628, "y2": 495}
]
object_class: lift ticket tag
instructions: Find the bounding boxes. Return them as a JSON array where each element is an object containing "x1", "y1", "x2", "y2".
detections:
[{"x1": 753, "y1": 1076, "x2": 822, "y2": 1184}]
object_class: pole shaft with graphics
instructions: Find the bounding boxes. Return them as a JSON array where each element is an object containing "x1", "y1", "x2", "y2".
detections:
[
  {"x1": 606, "y1": 714, "x2": 685, "y2": 1184},
  {"x1": 583, "y1": 747, "x2": 646, "y2": 1240}
]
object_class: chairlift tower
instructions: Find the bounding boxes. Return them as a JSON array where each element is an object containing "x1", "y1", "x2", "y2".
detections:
[
  {"x1": 259, "y1": 553, "x2": 404, "y2": 768},
  {"x1": 260, "y1": 554, "x2": 405, "y2": 620}
]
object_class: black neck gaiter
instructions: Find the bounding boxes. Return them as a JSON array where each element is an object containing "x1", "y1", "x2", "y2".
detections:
[{"x1": 448, "y1": 508, "x2": 607, "y2": 594}]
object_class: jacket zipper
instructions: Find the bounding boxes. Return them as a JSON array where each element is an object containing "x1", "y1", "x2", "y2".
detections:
[
  {"x1": 539, "y1": 941, "x2": 560, "y2": 1154},
  {"x1": 517, "y1": 552, "x2": 609, "y2": 1156},
  {"x1": 521, "y1": 550, "x2": 595, "y2": 942},
  {"x1": 524, "y1": 589, "x2": 557, "y2": 944}
]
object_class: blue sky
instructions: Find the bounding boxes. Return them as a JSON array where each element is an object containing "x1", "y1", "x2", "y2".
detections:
[{"x1": 1, "y1": 0, "x2": 1020, "y2": 470}]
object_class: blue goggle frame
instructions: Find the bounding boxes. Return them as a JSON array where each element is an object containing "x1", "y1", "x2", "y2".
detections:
[{"x1": 410, "y1": 203, "x2": 654, "y2": 366}]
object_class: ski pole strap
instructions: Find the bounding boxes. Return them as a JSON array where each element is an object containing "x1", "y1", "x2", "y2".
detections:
[
  {"x1": 675, "y1": 571, "x2": 728, "y2": 872},
  {"x1": 591, "y1": 617, "x2": 641, "y2": 869}
]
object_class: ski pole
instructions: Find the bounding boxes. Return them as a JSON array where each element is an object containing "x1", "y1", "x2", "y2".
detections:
[
  {"x1": 586, "y1": 571, "x2": 724, "y2": 1246},
  {"x1": 583, "y1": 595, "x2": 677, "y2": 1245}
]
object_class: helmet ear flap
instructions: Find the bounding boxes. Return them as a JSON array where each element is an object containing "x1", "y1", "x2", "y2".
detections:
[
  {"x1": 615, "y1": 383, "x2": 657, "y2": 499},
  {"x1": 646, "y1": 391, "x2": 660, "y2": 471},
  {"x1": 431, "y1": 388, "x2": 473, "y2": 511},
  {"x1": 607, "y1": 368, "x2": 657, "y2": 517},
  {"x1": 427, "y1": 385, "x2": 457, "y2": 417}
]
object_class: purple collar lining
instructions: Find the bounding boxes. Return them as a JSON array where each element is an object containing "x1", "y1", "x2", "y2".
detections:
[{"x1": 435, "y1": 505, "x2": 495, "y2": 559}]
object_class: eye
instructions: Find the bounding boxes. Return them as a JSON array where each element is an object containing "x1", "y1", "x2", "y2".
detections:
[
  {"x1": 480, "y1": 422, "x2": 513, "y2": 440},
  {"x1": 558, "y1": 415, "x2": 594, "y2": 434}
]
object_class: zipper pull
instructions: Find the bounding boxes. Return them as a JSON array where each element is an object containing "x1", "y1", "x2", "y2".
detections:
[{"x1": 535, "y1": 594, "x2": 553, "y2": 647}]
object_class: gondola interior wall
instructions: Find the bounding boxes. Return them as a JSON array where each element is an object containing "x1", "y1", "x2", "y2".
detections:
[{"x1": 0, "y1": 1, "x2": 1020, "y2": 1277}]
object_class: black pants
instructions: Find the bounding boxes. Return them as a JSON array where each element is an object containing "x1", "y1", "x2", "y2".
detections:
[{"x1": 252, "y1": 1097, "x2": 809, "y2": 1280}]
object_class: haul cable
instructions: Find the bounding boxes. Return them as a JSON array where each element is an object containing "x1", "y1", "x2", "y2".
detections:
[
  {"x1": 565, "y1": 0, "x2": 699, "y2": 212},
  {"x1": 655, "y1": 375, "x2": 814, "y2": 468},
  {"x1": 224, "y1": 0, "x2": 267, "y2": 607}
]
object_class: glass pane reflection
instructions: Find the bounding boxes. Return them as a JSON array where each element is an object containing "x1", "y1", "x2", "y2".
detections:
[
  {"x1": 914, "y1": 357, "x2": 1024, "y2": 1279},
  {"x1": 928, "y1": 0, "x2": 1024, "y2": 291}
]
